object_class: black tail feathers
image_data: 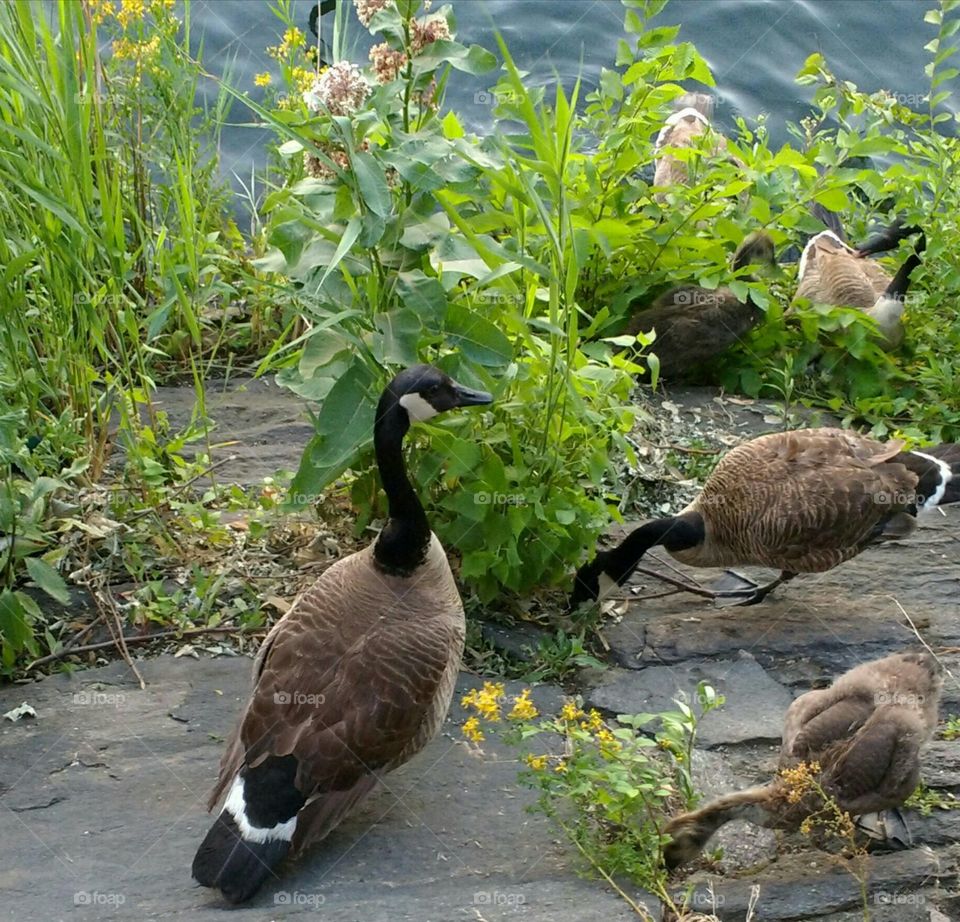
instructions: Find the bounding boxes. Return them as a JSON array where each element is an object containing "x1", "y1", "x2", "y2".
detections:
[{"x1": 192, "y1": 810, "x2": 290, "y2": 904}]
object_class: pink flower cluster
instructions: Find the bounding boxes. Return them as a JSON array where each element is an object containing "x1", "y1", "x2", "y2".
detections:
[
  {"x1": 303, "y1": 61, "x2": 370, "y2": 116},
  {"x1": 354, "y1": 0, "x2": 388, "y2": 28},
  {"x1": 369, "y1": 42, "x2": 408, "y2": 84},
  {"x1": 411, "y1": 15, "x2": 450, "y2": 54},
  {"x1": 303, "y1": 139, "x2": 371, "y2": 181}
]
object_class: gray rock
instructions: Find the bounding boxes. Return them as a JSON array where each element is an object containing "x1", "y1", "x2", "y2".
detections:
[
  {"x1": 584, "y1": 652, "x2": 793, "y2": 747},
  {"x1": 0, "y1": 656, "x2": 635, "y2": 922},
  {"x1": 678, "y1": 848, "x2": 950, "y2": 921}
]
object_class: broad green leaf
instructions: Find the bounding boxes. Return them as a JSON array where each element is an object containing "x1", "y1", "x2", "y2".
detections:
[
  {"x1": 288, "y1": 359, "x2": 378, "y2": 504},
  {"x1": 445, "y1": 304, "x2": 513, "y2": 367},
  {"x1": 24, "y1": 557, "x2": 69, "y2": 604},
  {"x1": 351, "y1": 151, "x2": 392, "y2": 218}
]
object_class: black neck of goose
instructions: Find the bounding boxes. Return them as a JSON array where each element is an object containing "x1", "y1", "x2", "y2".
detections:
[
  {"x1": 884, "y1": 241, "x2": 925, "y2": 302},
  {"x1": 372, "y1": 397, "x2": 431, "y2": 575},
  {"x1": 604, "y1": 512, "x2": 704, "y2": 584}
]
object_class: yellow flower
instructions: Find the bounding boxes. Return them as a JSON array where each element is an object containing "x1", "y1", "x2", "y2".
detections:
[
  {"x1": 254, "y1": 72, "x2": 272, "y2": 87},
  {"x1": 290, "y1": 66, "x2": 317, "y2": 94},
  {"x1": 462, "y1": 716, "x2": 484, "y2": 743},
  {"x1": 150, "y1": 0, "x2": 175, "y2": 8},
  {"x1": 524, "y1": 753, "x2": 548, "y2": 771},
  {"x1": 461, "y1": 681, "x2": 504, "y2": 722},
  {"x1": 554, "y1": 759, "x2": 567, "y2": 773},
  {"x1": 116, "y1": 0, "x2": 146, "y2": 27},
  {"x1": 282, "y1": 26, "x2": 306, "y2": 51},
  {"x1": 559, "y1": 700, "x2": 585, "y2": 723},
  {"x1": 86, "y1": 0, "x2": 115, "y2": 24},
  {"x1": 507, "y1": 688, "x2": 538, "y2": 721},
  {"x1": 579, "y1": 709, "x2": 605, "y2": 733}
]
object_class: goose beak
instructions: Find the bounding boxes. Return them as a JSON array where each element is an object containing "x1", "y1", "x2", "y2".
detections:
[{"x1": 451, "y1": 381, "x2": 493, "y2": 407}]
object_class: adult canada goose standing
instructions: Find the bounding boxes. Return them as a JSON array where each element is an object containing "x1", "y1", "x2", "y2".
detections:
[
  {"x1": 795, "y1": 218, "x2": 926, "y2": 349},
  {"x1": 192, "y1": 365, "x2": 492, "y2": 903},
  {"x1": 663, "y1": 651, "x2": 942, "y2": 869},
  {"x1": 653, "y1": 93, "x2": 735, "y2": 194},
  {"x1": 622, "y1": 231, "x2": 776, "y2": 378},
  {"x1": 569, "y1": 427, "x2": 960, "y2": 608}
]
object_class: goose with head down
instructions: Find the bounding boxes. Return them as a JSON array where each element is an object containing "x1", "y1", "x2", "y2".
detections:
[
  {"x1": 191, "y1": 364, "x2": 492, "y2": 903},
  {"x1": 795, "y1": 217, "x2": 926, "y2": 350},
  {"x1": 622, "y1": 230, "x2": 776, "y2": 378},
  {"x1": 663, "y1": 651, "x2": 942, "y2": 869},
  {"x1": 570, "y1": 427, "x2": 960, "y2": 609}
]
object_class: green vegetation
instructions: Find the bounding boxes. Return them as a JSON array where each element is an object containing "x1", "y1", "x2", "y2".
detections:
[
  {"x1": 461, "y1": 680, "x2": 725, "y2": 914},
  {"x1": 1, "y1": 0, "x2": 959, "y2": 674}
]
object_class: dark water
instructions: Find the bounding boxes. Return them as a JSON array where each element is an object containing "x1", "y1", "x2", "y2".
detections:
[{"x1": 191, "y1": 0, "x2": 953, "y2": 191}]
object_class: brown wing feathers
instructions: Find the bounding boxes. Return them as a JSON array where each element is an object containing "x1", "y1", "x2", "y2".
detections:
[{"x1": 664, "y1": 653, "x2": 942, "y2": 867}]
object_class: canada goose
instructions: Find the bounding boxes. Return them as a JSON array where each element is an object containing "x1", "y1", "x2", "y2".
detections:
[
  {"x1": 192, "y1": 365, "x2": 492, "y2": 903},
  {"x1": 653, "y1": 93, "x2": 734, "y2": 194},
  {"x1": 795, "y1": 218, "x2": 925, "y2": 349},
  {"x1": 569, "y1": 427, "x2": 960, "y2": 608},
  {"x1": 663, "y1": 651, "x2": 942, "y2": 869},
  {"x1": 622, "y1": 231, "x2": 776, "y2": 378}
]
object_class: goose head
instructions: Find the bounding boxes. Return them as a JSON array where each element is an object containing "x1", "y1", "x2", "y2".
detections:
[
  {"x1": 732, "y1": 230, "x2": 777, "y2": 273},
  {"x1": 388, "y1": 364, "x2": 493, "y2": 424}
]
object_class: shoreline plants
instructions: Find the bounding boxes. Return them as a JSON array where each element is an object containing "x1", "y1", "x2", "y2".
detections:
[{"x1": 1, "y1": 0, "x2": 959, "y2": 671}]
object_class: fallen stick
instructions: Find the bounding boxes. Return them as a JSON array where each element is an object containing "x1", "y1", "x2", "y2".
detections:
[{"x1": 26, "y1": 625, "x2": 261, "y2": 670}]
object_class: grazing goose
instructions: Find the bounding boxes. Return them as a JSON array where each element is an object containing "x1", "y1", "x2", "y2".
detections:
[
  {"x1": 569, "y1": 427, "x2": 960, "y2": 608},
  {"x1": 795, "y1": 218, "x2": 926, "y2": 349},
  {"x1": 192, "y1": 364, "x2": 492, "y2": 903},
  {"x1": 663, "y1": 651, "x2": 942, "y2": 869},
  {"x1": 622, "y1": 231, "x2": 776, "y2": 378},
  {"x1": 653, "y1": 93, "x2": 734, "y2": 194}
]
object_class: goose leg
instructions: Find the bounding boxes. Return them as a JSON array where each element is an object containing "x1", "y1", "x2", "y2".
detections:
[
  {"x1": 856, "y1": 808, "x2": 913, "y2": 849},
  {"x1": 713, "y1": 571, "x2": 796, "y2": 606}
]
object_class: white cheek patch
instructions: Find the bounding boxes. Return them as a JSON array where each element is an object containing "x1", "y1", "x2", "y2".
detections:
[
  {"x1": 399, "y1": 392, "x2": 440, "y2": 422},
  {"x1": 224, "y1": 775, "x2": 297, "y2": 844}
]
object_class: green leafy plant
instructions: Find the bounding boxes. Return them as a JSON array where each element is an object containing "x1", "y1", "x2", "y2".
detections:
[{"x1": 461, "y1": 679, "x2": 725, "y2": 912}]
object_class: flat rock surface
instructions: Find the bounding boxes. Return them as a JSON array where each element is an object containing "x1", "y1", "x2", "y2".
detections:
[
  {"x1": 584, "y1": 651, "x2": 794, "y2": 747},
  {"x1": 0, "y1": 657, "x2": 637, "y2": 922},
  {"x1": 8, "y1": 381, "x2": 960, "y2": 920}
]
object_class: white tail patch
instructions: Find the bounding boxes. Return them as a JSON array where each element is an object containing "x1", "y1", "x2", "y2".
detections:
[
  {"x1": 224, "y1": 775, "x2": 297, "y2": 844},
  {"x1": 399, "y1": 392, "x2": 440, "y2": 422},
  {"x1": 798, "y1": 230, "x2": 852, "y2": 281},
  {"x1": 911, "y1": 451, "x2": 952, "y2": 511}
]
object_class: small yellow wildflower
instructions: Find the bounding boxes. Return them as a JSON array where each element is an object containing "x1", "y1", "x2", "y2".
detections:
[
  {"x1": 507, "y1": 688, "x2": 538, "y2": 721},
  {"x1": 150, "y1": 0, "x2": 175, "y2": 9},
  {"x1": 282, "y1": 26, "x2": 306, "y2": 52},
  {"x1": 580, "y1": 709, "x2": 605, "y2": 733},
  {"x1": 559, "y1": 700, "x2": 585, "y2": 723},
  {"x1": 254, "y1": 72, "x2": 272, "y2": 87},
  {"x1": 524, "y1": 754, "x2": 548, "y2": 771},
  {"x1": 116, "y1": 0, "x2": 146, "y2": 28},
  {"x1": 462, "y1": 716, "x2": 484, "y2": 743},
  {"x1": 461, "y1": 681, "x2": 504, "y2": 722},
  {"x1": 799, "y1": 817, "x2": 814, "y2": 836},
  {"x1": 554, "y1": 759, "x2": 567, "y2": 773},
  {"x1": 290, "y1": 66, "x2": 317, "y2": 94},
  {"x1": 86, "y1": 0, "x2": 115, "y2": 24}
]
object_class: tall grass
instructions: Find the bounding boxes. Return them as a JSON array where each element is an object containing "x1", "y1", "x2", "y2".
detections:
[{"x1": 0, "y1": 0, "x2": 236, "y2": 480}]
